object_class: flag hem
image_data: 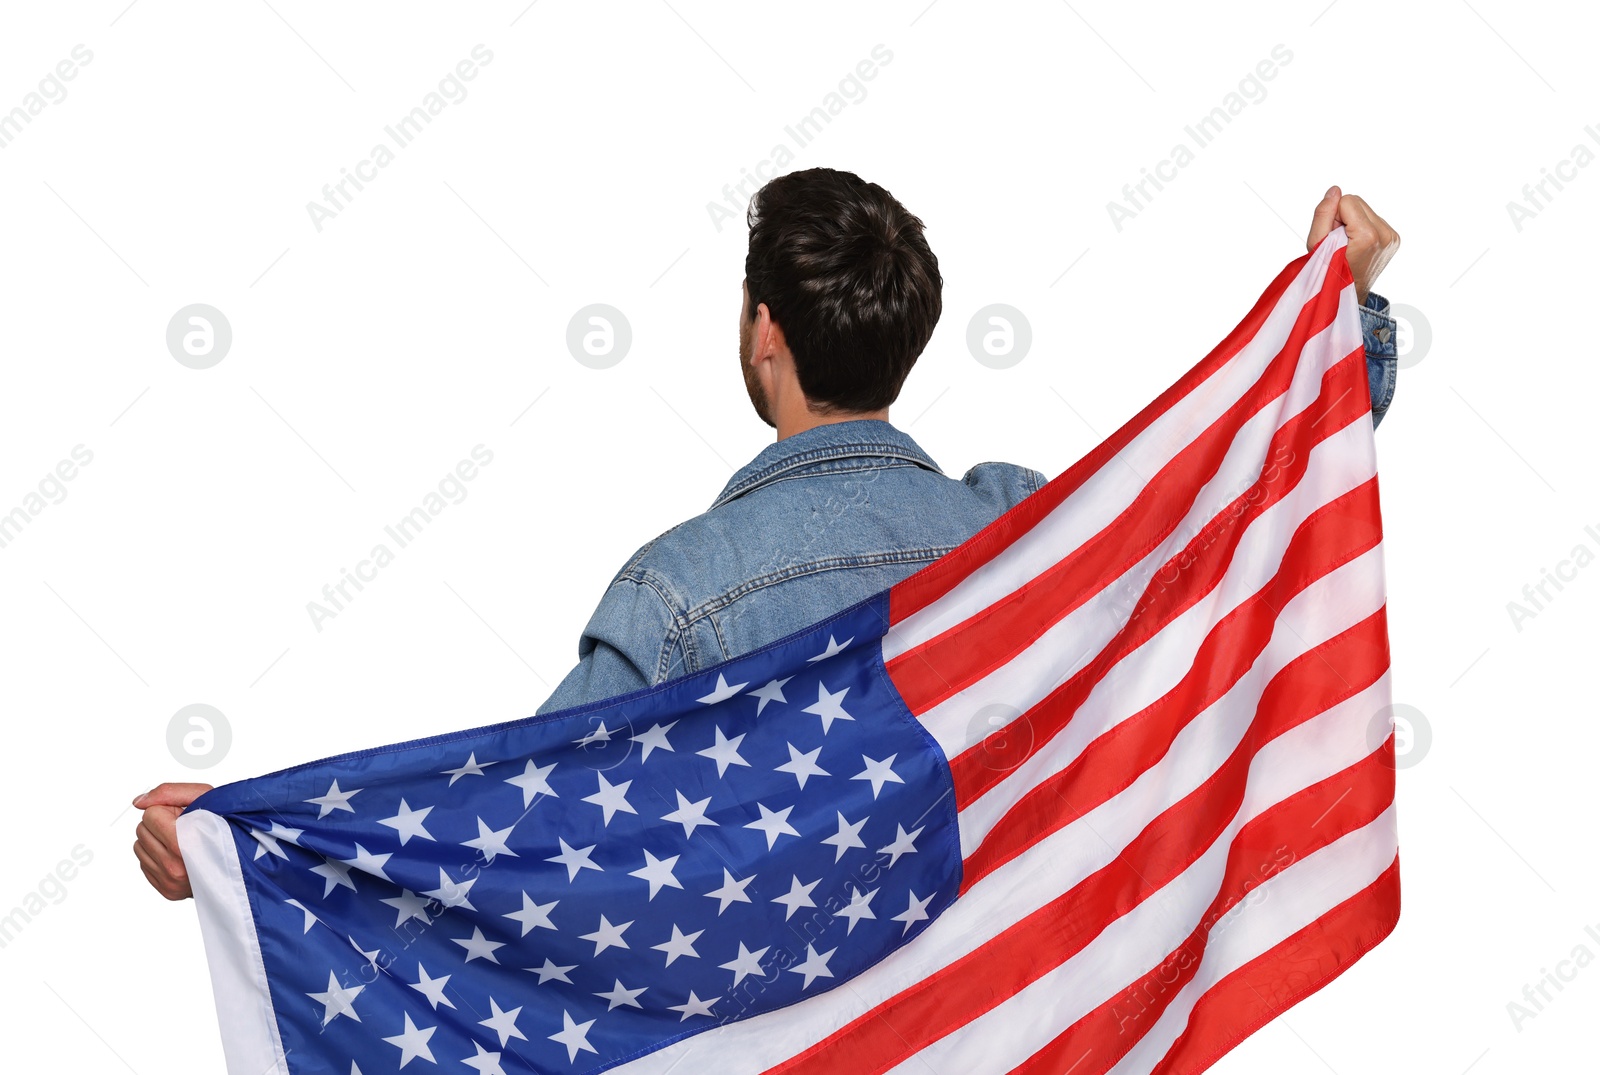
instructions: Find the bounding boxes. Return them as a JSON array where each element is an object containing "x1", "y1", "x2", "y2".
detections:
[{"x1": 178, "y1": 807, "x2": 290, "y2": 1075}]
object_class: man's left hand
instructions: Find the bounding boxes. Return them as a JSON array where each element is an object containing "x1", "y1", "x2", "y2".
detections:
[{"x1": 1306, "y1": 185, "x2": 1400, "y2": 304}]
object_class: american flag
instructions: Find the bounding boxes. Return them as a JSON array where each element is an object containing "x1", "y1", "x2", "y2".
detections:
[{"x1": 179, "y1": 226, "x2": 1398, "y2": 1075}]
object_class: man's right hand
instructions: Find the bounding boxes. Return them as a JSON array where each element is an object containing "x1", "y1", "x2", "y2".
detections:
[{"x1": 132, "y1": 782, "x2": 212, "y2": 900}]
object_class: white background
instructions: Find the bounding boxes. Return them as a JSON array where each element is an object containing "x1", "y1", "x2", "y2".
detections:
[{"x1": 1, "y1": 1, "x2": 1594, "y2": 1072}]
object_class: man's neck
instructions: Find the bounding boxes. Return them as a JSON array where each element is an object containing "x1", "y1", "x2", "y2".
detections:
[{"x1": 775, "y1": 406, "x2": 889, "y2": 441}]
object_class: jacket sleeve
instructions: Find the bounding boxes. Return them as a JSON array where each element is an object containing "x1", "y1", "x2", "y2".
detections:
[
  {"x1": 1361, "y1": 291, "x2": 1398, "y2": 430},
  {"x1": 534, "y1": 574, "x2": 684, "y2": 716}
]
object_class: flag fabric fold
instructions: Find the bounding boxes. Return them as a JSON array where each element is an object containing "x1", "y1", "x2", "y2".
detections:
[{"x1": 179, "y1": 226, "x2": 1398, "y2": 1075}]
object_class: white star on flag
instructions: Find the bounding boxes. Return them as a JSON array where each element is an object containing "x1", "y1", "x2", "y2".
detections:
[
  {"x1": 504, "y1": 759, "x2": 558, "y2": 808},
  {"x1": 451, "y1": 927, "x2": 505, "y2": 964},
  {"x1": 788, "y1": 944, "x2": 838, "y2": 988},
  {"x1": 408, "y1": 964, "x2": 455, "y2": 1010},
  {"x1": 502, "y1": 892, "x2": 558, "y2": 935},
  {"x1": 377, "y1": 800, "x2": 434, "y2": 845},
  {"x1": 306, "y1": 971, "x2": 362, "y2": 1026},
  {"x1": 528, "y1": 958, "x2": 577, "y2": 985},
  {"x1": 348, "y1": 937, "x2": 382, "y2": 973},
  {"x1": 746, "y1": 676, "x2": 792, "y2": 715},
  {"x1": 802, "y1": 681, "x2": 856, "y2": 733},
  {"x1": 284, "y1": 898, "x2": 318, "y2": 934},
  {"x1": 477, "y1": 998, "x2": 526, "y2": 1047},
  {"x1": 594, "y1": 979, "x2": 648, "y2": 1011},
  {"x1": 837, "y1": 886, "x2": 879, "y2": 934},
  {"x1": 775, "y1": 742, "x2": 829, "y2": 788},
  {"x1": 422, "y1": 868, "x2": 477, "y2": 911},
  {"x1": 771, "y1": 875, "x2": 820, "y2": 920},
  {"x1": 629, "y1": 720, "x2": 677, "y2": 761},
  {"x1": 719, "y1": 942, "x2": 770, "y2": 986},
  {"x1": 652, "y1": 924, "x2": 703, "y2": 966},
  {"x1": 338, "y1": 843, "x2": 393, "y2": 883},
  {"x1": 696, "y1": 726, "x2": 750, "y2": 776},
  {"x1": 744, "y1": 803, "x2": 801, "y2": 849},
  {"x1": 382, "y1": 1013, "x2": 435, "y2": 1068},
  {"x1": 668, "y1": 990, "x2": 718, "y2": 1021},
  {"x1": 696, "y1": 673, "x2": 748, "y2": 704},
  {"x1": 545, "y1": 838, "x2": 604, "y2": 882},
  {"x1": 379, "y1": 889, "x2": 431, "y2": 927},
  {"x1": 574, "y1": 720, "x2": 615, "y2": 747},
  {"x1": 852, "y1": 753, "x2": 905, "y2": 799},
  {"x1": 583, "y1": 772, "x2": 637, "y2": 825},
  {"x1": 578, "y1": 914, "x2": 633, "y2": 956},
  {"x1": 661, "y1": 790, "x2": 719, "y2": 838},
  {"x1": 461, "y1": 1042, "x2": 506, "y2": 1075},
  {"x1": 250, "y1": 822, "x2": 302, "y2": 861},
  {"x1": 821, "y1": 811, "x2": 869, "y2": 861},
  {"x1": 548, "y1": 1010, "x2": 598, "y2": 1063},
  {"x1": 892, "y1": 890, "x2": 935, "y2": 934},
  {"x1": 309, "y1": 857, "x2": 356, "y2": 897},
  {"x1": 877, "y1": 823, "x2": 924, "y2": 867},
  {"x1": 441, "y1": 753, "x2": 494, "y2": 785},
  {"x1": 629, "y1": 850, "x2": 683, "y2": 899},
  {"x1": 461, "y1": 818, "x2": 518, "y2": 863},
  {"x1": 704, "y1": 869, "x2": 756, "y2": 913},
  {"x1": 304, "y1": 779, "x2": 361, "y2": 818},
  {"x1": 806, "y1": 634, "x2": 853, "y2": 662}
]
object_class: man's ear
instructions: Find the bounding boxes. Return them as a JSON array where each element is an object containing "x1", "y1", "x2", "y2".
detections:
[
  {"x1": 754, "y1": 302, "x2": 789, "y2": 362},
  {"x1": 751, "y1": 302, "x2": 774, "y2": 363}
]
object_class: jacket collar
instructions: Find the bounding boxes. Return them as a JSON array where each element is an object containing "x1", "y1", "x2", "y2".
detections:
[{"x1": 710, "y1": 419, "x2": 944, "y2": 510}]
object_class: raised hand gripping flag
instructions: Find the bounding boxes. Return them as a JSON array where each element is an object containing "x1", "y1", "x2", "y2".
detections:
[{"x1": 179, "y1": 227, "x2": 1398, "y2": 1075}]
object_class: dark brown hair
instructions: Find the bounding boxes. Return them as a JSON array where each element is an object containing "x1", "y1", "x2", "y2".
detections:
[{"x1": 744, "y1": 168, "x2": 942, "y2": 412}]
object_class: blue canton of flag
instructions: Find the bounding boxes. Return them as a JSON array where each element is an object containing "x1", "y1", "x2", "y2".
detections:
[{"x1": 180, "y1": 592, "x2": 962, "y2": 1074}]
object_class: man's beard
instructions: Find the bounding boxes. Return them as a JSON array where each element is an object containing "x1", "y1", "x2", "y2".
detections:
[{"x1": 741, "y1": 320, "x2": 776, "y2": 429}]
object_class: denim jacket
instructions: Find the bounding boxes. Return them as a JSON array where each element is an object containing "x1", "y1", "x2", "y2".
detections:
[{"x1": 535, "y1": 292, "x2": 1398, "y2": 714}]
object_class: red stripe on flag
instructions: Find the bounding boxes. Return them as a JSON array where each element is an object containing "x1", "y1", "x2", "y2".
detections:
[{"x1": 886, "y1": 245, "x2": 1352, "y2": 631}]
